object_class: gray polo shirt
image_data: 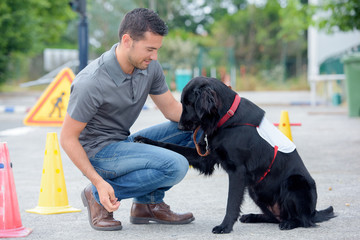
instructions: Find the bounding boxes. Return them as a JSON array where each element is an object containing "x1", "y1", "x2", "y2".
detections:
[{"x1": 67, "y1": 43, "x2": 168, "y2": 158}]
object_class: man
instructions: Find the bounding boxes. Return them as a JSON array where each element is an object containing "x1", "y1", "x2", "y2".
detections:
[{"x1": 60, "y1": 8, "x2": 195, "y2": 231}]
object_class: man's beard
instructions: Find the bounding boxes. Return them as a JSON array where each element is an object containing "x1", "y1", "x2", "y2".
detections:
[{"x1": 128, "y1": 54, "x2": 149, "y2": 71}]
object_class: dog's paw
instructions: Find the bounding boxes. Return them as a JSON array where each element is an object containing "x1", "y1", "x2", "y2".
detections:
[
  {"x1": 212, "y1": 225, "x2": 232, "y2": 234},
  {"x1": 134, "y1": 136, "x2": 150, "y2": 143},
  {"x1": 239, "y1": 214, "x2": 254, "y2": 223},
  {"x1": 279, "y1": 220, "x2": 297, "y2": 230}
]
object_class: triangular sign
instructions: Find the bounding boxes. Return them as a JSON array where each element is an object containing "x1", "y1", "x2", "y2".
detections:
[{"x1": 23, "y1": 68, "x2": 74, "y2": 127}]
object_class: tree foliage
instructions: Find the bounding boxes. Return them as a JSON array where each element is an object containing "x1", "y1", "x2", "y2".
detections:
[
  {"x1": 317, "y1": 0, "x2": 360, "y2": 32},
  {"x1": 1, "y1": 0, "x2": 317, "y2": 86},
  {"x1": 86, "y1": 0, "x2": 138, "y2": 55},
  {"x1": 0, "y1": 0, "x2": 75, "y2": 84},
  {"x1": 208, "y1": 0, "x2": 310, "y2": 77}
]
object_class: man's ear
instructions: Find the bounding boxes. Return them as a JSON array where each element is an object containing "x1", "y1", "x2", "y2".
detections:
[{"x1": 121, "y1": 34, "x2": 133, "y2": 48}]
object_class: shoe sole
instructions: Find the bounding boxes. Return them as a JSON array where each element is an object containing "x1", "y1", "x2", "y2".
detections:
[
  {"x1": 81, "y1": 188, "x2": 123, "y2": 231},
  {"x1": 130, "y1": 216, "x2": 195, "y2": 225}
]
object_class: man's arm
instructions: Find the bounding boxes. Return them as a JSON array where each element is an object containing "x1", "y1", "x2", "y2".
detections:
[
  {"x1": 60, "y1": 113, "x2": 120, "y2": 212},
  {"x1": 150, "y1": 90, "x2": 182, "y2": 122}
]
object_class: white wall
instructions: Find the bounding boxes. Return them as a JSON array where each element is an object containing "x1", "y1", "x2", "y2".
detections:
[{"x1": 308, "y1": 0, "x2": 360, "y2": 78}]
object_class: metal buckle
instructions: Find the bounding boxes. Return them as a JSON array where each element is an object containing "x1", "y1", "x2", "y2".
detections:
[{"x1": 227, "y1": 110, "x2": 234, "y2": 117}]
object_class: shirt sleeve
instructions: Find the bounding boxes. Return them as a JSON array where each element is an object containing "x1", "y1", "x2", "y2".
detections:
[
  {"x1": 149, "y1": 61, "x2": 169, "y2": 95},
  {"x1": 67, "y1": 75, "x2": 103, "y2": 123}
]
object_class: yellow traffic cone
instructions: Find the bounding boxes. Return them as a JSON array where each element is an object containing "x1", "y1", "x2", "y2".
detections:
[
  {"x1": 26, "y1": 132, "x2": 81, "y2": 214},
  {"x1": 278, "y1": 110, "x2": 293, "y2": 141}
]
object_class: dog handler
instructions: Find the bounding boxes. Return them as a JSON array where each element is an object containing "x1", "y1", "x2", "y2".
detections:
[{"x1": 60, "y1": 8, "x2": 196, "y2": 231}]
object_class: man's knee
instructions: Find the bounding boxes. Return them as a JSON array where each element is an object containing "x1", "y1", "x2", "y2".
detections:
[{"x1": 168, "y1": 153, "x2": 189, "y2": 184}]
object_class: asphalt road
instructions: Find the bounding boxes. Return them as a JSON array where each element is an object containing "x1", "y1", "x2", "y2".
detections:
[{"x1": 0, "y1": 90, "x2": 359, "y2": 240}]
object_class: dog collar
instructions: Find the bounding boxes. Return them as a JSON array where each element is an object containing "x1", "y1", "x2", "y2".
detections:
[{"x1": 217, "y1": 95, "x2": 241, "y2": 128}]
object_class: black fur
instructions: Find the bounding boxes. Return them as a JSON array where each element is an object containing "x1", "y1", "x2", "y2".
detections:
[{"x1": 135, "y1": 76, "x2": 335, "y2": 234}]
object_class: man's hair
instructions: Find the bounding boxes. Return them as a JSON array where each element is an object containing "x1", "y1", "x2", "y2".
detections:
[{"x1": 118, "y1": 8, "x2": 168, "y2": 42}]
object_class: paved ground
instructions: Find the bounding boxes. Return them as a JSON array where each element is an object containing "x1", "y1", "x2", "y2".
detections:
[{"x1": 0, "y1": 90, "x2": 359, "y2": 240}]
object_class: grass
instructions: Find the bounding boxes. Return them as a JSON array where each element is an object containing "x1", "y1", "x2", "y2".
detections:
[
  {"x1": 0, "y1": 82, "x2": 47, "y2": 93},
  {"x1": 234, "y1": 74, "x2": 310, "y2": 91},
  {"x1": 1, "y1": 73, "x2": 310, "y2": 94}
]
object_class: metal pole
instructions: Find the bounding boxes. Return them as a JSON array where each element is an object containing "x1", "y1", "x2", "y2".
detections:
[
  {"x1": 78, "y1": 15, "x2": 88, "y2": 72},
  {"x1": 149, "y1": 0, "x2": 156, "y2": 10}
]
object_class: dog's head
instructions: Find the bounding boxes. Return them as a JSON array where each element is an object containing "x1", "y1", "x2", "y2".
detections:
[{"x1": 179, "y1": 76, "x2": 232, "y2": 135}]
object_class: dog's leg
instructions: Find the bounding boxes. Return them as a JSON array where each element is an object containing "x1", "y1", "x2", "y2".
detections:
[
  {"x1": 240, "y1": 189, "x2": 280, "y2": 224},
  {"x1": 134, "y1": 136, "x2": 199, "y2": 159},
  {"x1": 134, "y1": 136, "x2": 218, "y2": 175},
  {"x1": 278, "y1": 175, "x2": 317, "y2": 230},
  {"x1": 212, "y1": 167, "x2": 246, "y2": 234},
  {"x1": 240, "y1": 213, "x2": 280, "y2": 224}
]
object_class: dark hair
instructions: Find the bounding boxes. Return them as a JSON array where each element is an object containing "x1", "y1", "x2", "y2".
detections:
[{"x1": 118, "y1": 8, "x2": 168, "y2": 42}]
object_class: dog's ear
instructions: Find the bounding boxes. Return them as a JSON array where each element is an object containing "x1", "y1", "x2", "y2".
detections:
[
  {"x1": 194, "y1": 85, "x2": 221, "y2": 134},
  {"x1": 194, "y1": 86, "x2": 216, "y2": 118}
]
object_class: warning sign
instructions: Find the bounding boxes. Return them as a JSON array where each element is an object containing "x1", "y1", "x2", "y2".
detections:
[{"x1": 23, "y1": 68, "x2": 75, "y2": 127}]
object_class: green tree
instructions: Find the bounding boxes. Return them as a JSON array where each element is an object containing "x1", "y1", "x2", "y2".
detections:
[
  {"x1": 209, "y1": 0, "x2": 311, "y2": 80},
  {"x1": 0, "y1": 0, "x2": 75, "y2": 85},
  {"x1": 87, "y1": 0, "x2": 137, "y2": 55},
  {"x1": 277, "y1": 0, "x2": 313, "y2": 79},
  {"x1": 317, "y1": 0, "x2": 360, "y2": 32},
  {"x1": 158, "y1": 29, "x2": 201, "y2": 69}
]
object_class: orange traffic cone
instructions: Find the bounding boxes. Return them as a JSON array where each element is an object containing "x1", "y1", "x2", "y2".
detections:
[
  {"x1": 278, "y1": 110, "x2": 293, "y2": 141},
  {"x1": 26, "y1": 132, "x2": 80, "y2": 214},
  {"x1": 0, "y1": 142, "x2": 32, "y2": 238}
]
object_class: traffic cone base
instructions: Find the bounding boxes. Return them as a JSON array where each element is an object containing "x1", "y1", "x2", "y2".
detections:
[
  {"x1": 0, "y1": 142, "x2": 32, "y2": 238},
  {"x1": 26, "y1": 205, "x2": 81, "y2": 215},
  {"x1": 26, "y1": 133, "x2": 80, "y2": 215},
  {"x1": 0, "y1": 226, "x2": 32, "y2": 238}
]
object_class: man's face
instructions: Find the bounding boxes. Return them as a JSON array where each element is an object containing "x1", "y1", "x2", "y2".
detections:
[{"x1": 128, "y1": 31, "x2": 163, "y2": 70}]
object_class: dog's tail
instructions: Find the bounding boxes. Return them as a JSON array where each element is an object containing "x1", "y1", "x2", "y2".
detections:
[{"x1": 312, "y1": 206, "x2": 336, "y2": 223}]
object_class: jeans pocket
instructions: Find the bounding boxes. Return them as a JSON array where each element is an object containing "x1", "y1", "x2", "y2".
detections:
[{"x1": 92, "y1": 165, "x2": 117, "y2": 179}]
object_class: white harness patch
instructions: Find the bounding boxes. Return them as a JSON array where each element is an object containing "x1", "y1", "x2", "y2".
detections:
[{"x1": 256, "y1": 117, "x2": 296, "y2": 153}]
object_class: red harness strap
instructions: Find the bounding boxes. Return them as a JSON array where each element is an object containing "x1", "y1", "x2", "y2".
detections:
[
  {"x1": 217, "y1": 95, "x2": 241, "y2": 128},
  {"x1": 256, "y1": 145, "x2": 279, "y2": 184},
  {"x1": 202, "y1": 94, "x2": 278, "y2": 184}
]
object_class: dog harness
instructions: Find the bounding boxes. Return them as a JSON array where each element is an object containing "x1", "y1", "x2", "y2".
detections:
[
  {"x1": 255, "y1": 117, "x2": 296, "y2": 183},
  {"x1": 256, "y1": 117, "x2": 296, "y2": 154},
  {"x1": 215, "y1": 95, "x2": 296, "y2": 184}
]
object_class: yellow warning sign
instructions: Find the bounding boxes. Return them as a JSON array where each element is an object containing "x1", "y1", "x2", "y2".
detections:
[{"x1": 23, "y1": 68, "x2": 75, "y2": 127}]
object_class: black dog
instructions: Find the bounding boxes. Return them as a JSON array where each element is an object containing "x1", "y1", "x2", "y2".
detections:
[{"x1": 135, "y1": 76, "x2": 335, "y2": 234}]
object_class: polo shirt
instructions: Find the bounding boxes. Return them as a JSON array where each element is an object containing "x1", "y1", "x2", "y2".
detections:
[{"x1": 67, "y1": 43, "x2": 168, "y2": 158}]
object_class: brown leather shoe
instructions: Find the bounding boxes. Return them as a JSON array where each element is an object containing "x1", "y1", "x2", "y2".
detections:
[
  {"x1": 81, "y1": 185, "x2": 122, "y2": 231},
  {"x1": 130, "y1": 202, "x2": 195, "y2": 224}
]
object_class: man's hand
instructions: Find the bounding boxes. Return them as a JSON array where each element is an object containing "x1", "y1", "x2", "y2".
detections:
[
  {"x1": 60, "y1": 114, "x2": 121, "y2": 212},
  {"x1": 95, "y1": 180, "x2": 121, "y2": 212}
]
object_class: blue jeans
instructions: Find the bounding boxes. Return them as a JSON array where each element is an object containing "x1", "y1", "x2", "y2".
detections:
[{"x1": 89, "y1": 121, "x2": 196, "y2": 204}]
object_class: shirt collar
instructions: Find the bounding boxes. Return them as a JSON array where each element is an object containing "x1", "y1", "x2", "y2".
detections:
[{"x1": 104, "y1": 43, "x2": 148, "y2": 87}]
